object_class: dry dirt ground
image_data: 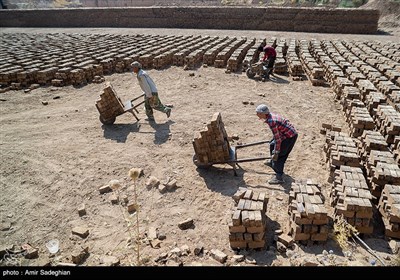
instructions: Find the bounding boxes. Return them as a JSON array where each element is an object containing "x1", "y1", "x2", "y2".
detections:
[{"x1": 0, "y1": 25, "x2": 400, "y2": 269}]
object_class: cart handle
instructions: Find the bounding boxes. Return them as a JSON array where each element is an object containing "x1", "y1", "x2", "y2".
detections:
[{"x1": 235, "y1": 140, "x2": 270, "y2": 149}]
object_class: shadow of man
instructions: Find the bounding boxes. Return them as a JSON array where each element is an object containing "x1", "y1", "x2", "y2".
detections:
[
  {"x1": 148, "y1": 120, "x2": 174, "y2": 144},
  {"x1": 102, "y1": 123, "x2": 140, "y2": 143}
]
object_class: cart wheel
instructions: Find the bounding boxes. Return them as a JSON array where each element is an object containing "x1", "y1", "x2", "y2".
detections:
[
  {"x1": 246, "y1": 68, "x2": 256, "y2": 79},
  {"x1": 193, "y1": 154, "x2": 210, "y2": 169},
  {"x1": 99, "y1": 115, "x2": 116, "y2": 125}
]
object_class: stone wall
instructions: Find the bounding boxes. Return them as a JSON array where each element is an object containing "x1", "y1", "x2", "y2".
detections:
[{"x1": 0, "y1": 7, "x2": 380, "y2": 34}]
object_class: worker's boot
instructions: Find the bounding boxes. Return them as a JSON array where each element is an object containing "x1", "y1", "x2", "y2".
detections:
[{"x1": 268, "y1": 174, "x2": 284, "y2": 184}]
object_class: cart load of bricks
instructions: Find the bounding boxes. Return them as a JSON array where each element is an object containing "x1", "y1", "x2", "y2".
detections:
[
  {"x1": 288, "y1": 180, "x2": 329, "y2": 242},
  {"x1": 95, "y1": 82, "x2": 125, "y2": 122},
  {"x1": 192, "y1": 112, "x2": 231, "y2": 165},
  {"x1": 378, "y1": 185, "x2": 400, "y2": 239},
  {"x1": 330, "y1": 165, "x2": 374, "y2": 234},
  {"x1": 229, "y1": 188, "x2": 268, "y2": 249}
]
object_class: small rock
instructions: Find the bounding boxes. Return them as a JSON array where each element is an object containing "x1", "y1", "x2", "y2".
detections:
[
  {"x1": 145, "y1": 176, "x2": 160, "y2": 189},
  {"x1": 21, "y1": 244, "x2": 38, "y2": 259},
  {"x1": 77, "y1": 204, "x2": 86, "y2": 216},
  {"x1": 150, "y1": 239, "x2": 161, "y2": 249},
  {"x1": 120, "y1": 194, "x2": 129, "y2": 205},
  {"x1": 194, "y1": 245, "x2": 203, "y2": 256},
  {"x1": 41, "y1": 101, "x2": 48, "y2": 105},
  {"x1": 158, "y1": 234, "x2": 166, "y2": 240},
  {"x1": 127, "y1": 203, "x2": 138, "y2": 213},
  {"x1": 147, "y1": 227, "x2": 158, "y2": 240},
  {"x1": 178, "y1": 218, "x2": 194, "y2": 230},
  {"x1": 245, "y1": 256, "x2": 257, "y2": 264},
  {"x1": 1, "y1": 222, "x2": 11, "y2": 231},
  {"x1": 71, "y1": 246, "x2": 89, "y2": 264},
  {"x1": 99, "y1": 185, "x2": 112, "y2": 194},
  {"x1": 101, "y1": 255, "x2": 120, "y2": 266},
  {"x1": 210, "y1": 249, "x2": 227, "y2": 264},
  {"x1": 110, "y1": 194, "x2": 119, "y2": 204},
  {"x1": 231, "y1": 254, "x2": 245, "y2": 262},
  {"x1": 165, "y1": 179, "x2": 177, "y2": 190},
  {"x1": 71, "y1": 226, "x2": 89, "y2": 238},
  {"x1": 180, "y1": 244, "x2": 190, "y2": 256},
  {"x1": 158, "y1": 184, "x2": 167, "y2": 194}
]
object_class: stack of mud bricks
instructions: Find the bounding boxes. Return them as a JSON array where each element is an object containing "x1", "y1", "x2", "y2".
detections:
[
  {"x1": 298, "y1": 40, "x2": 325, "y2": 86},
  {"x1": 378, "y1": 185, "x2": 400, "y2": 239},
  {"x1": 95, "y1": 82, "x2": 124, "y2": 121},
  {"x1": 229, "y1": 189, "x2": 268, "y2": 249},
  {"x1": 394, "y1": 138, "x2": 400, "y2": 165},
  {"x1": 333, "y1": 77, "x2": 354, "y2": 100},
  {"x1": 273, "y1": 38, "x2": 288, "y2": 75},
  {"x1": 227, "y1": 38, "x2": 255, "y2": 72},
  {"x1": 36, "y1": 67, "x2": 58, "y2": 85},
  {"x1": 374, "y1": 105, "x2": 400, "y2": 146},
  {"x1": 288, "y1": 181, "x2": 329, "y2": 242},
  {"x1": 192, "y1": 112, "x2": 231, "y2": 165},
  {"x1": 357, "y1": 130, "x2": 388, "y2": 164},
  {"x1": 320, "y1": 123, "x2": 341, "y2": 135},
  {"x1": 346, "y1": 106, "x2": 375, "y2": 138},
  {"x1": 330, "y1": 166, "x2": 374, "y2": 234},
  {"x1": 286, "y1": 39, "x2": 303, "y2": 77},
  {"x1": 214, "y1": 38, "x2": 244, "y2": 68},
  {"x1": 365, "y1": 149, "x2": 400, "y2": 201},
  {"x1": 153, "y1": 49, "x2": 179, "y2": 69},
  {"x1": 324, "y1": 130, "x2": 363, "y2": 183}
]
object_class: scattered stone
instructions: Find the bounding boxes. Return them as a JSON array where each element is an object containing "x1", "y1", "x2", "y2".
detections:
[
  {"x1": 303, "y1": 259, "x2": 319, "y2": 266},
  {"x1": 388, "y1": 240, "x2": 400, "y2": 254},
  {"x1": 127, "y1": 203, "x2": 138, "y2": 213},
  {"x1": 189, "y1": 72, "x2": 195, "y2": 76},
  {"x1": 21, "y1": 244, "x2": 38, "y2": 259},
  {"x1": 1, "y1": 222, "x2": 11, "y2": 231},
  {"x1": 101, "y1": 255, "x2": 120, "y2": 266},
  {"x1": 180, "y1": 244, "x2": 190, "y2": 256},
  {"x1": 109, "y1": 194, "x2": 119, "y2": 204},
  {"x1": 210, "y1": 249, "x2": 227, "y2": 264},
  {"x1": 99, "y1": 185, "x2": 112, "y2": 194},
  {"x1": 154, "y1": 252, "x2": 168, "y2": 263},
  {"x1": 147, "y1": 227, "x2": 158, "y2": 240},
  {"x1": 166, "y1": 260, "x2": 182, "y2": 266},
  {"x1": 24, "y1": 89, "x2": 31, "y2": 93},
  {"x1": 276, "y1": 196, "x2": 283, "y2": 201},
  {"x1": 145, "y1": 176, "x2": 160, "y2": 189},
  {"x1": 231, "y1": 255, "x2": 245, "y2": 262},
  {"x1": 278, "y1": 234, "x2": 293, "y2": 248},
  {"x1": 77, "y1": 204, "x2": 86, "y2": 216},
  {"x1": 53, "y1": 96, "x2": 60, "y2": 99},
  {"x1": 169, "y1": 247, "x2": 182, "y2": 257},
  {"x1": 71, "y1": 226, "x2": 89, "y2": 238},
  {"x1": 71, "y1": 246, "x2": 89, "y2": 264},
  {"x1": 158, "y1": 233, "x2": 166, "y2": 240},
  {"x1": 178, "y1": 218, "x2": 194, "y2": 230},
  {"x1": 120, "y1": 194, "x2": 129, "y2": 205},
  {"x1": 150, "y1": 239, "x2": 161, "y2": 249},
  {"x1": 158, "y1": 184, "x2": 167, "y2": 193},
  {"x1": 242, "y1": 101, "x2": 249, "y2": 105},
  {"x1": 245, "y1": 256, "x2": 257, "y2": 264},
  {"x1": 194, "y1": 245, "x2": 203, "y2": 256},
  {"x1": 109, "y1": 179, "x2": 122, "y2": 190},
  {"x1": 274, "y1": 229, "x2": 283, "y2": 235},
  {"x1": 232, "y1": 134, "x2": 239, "y2": 140},
  {"x1": 41, "y1": 101, "x2": 48, "y2": 105},
  {"x1": 165, "y1": 179, "x2": 177, "y2": 190}
]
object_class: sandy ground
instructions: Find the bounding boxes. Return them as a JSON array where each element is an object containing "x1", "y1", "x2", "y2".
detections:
[{"x1": 0, "y1": 26, "x2": 399, "y2": 268}]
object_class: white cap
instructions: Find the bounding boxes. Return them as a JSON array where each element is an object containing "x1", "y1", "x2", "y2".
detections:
[
  {"x1": 130, "y1": 61, "x2": 142, "y2": 69},
  {"x1": 256, "y1": 104, "x2": 270, "y2": 114}
]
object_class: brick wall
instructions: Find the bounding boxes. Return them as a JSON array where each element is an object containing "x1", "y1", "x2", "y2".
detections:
[{"x1": 0, "y1": 7, "x2": 380, "y2": 34}]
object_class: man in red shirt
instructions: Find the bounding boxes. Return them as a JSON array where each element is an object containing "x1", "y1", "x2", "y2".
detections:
[
  {"x1": 256, "y1": 104, "x2": 298, "y2": 184},
  {"x1": 257, "y1": 45, "x2": 277, "y2": 79}
]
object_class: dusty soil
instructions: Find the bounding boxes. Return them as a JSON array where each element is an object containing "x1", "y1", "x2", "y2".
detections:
[
  {"x1": 1, "y1": 0, "x2": 400, "y2": 268},
  {"x1": 1, "y1": 25, "x2": 399, "y2": 268}
]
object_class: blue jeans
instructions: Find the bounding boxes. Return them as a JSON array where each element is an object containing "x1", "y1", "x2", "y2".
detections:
[{"x1": 269, "y1": 134, "x2": 298, "y2": 178}]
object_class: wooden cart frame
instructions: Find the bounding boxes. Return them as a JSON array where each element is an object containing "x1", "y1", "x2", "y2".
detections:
[
  {"x1": 193, "y1": 140, "x2": 271, "y2": 176},
  {"x1": 95, "y1": 84, "x2": 145, "y2": 125}
]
